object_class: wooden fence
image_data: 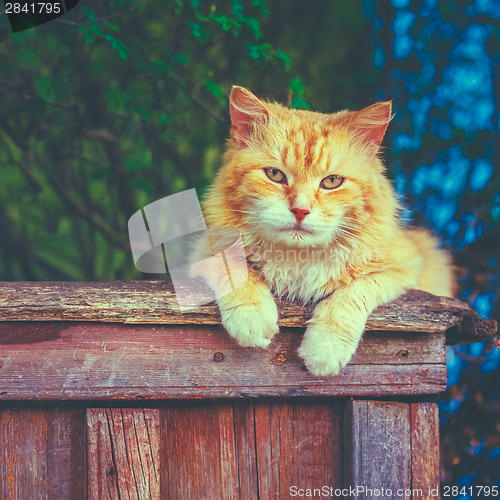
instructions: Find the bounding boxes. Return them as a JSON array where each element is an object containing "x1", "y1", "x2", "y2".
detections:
[{"x1": 0, "y1": 281, "x2": 496, "y2": 499}]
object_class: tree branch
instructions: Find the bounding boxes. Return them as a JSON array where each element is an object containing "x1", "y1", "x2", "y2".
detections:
[
  {"x1": 168, "y1": 71, "x2": 227, "y2": 124},
  {"x1": 47, "y1": 175, "x2": 130, "y2": 252}
]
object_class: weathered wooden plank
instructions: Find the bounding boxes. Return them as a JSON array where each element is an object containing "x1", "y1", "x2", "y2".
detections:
[
  {"x1": 232, "y1": 401, "x2": 259, "y2": 499},
  {"x1": 162, "y1": 402, "x2": 238, "y2": 499},
  {"x1": 254, "y1": 400, "x2": 343, "y2": 499},
  {"x1": 0, "y1": 408, "x2": 84, "y2": 500},
  {"x1": 0, "y1": 323, "x2": 445, "y2": 364},
  {"x1": 254, "y1": 402, "x2": 278, "y2": 499},
  {"x1": 0, "y1": 408, "x2": 49, "y2": 500},
  {"x1": 344, "y1": 400, "x2": 412, "y2": 500},
  {"x1": 291, "y1": 401, "x2": 342, "y2": 490},
  {"x1": 0, "y1": 365, "x2": 446, "y2": 400},
  {"x1": 86, "y1": 409, "x2": 120, "y2": 500},
  {"x1": 86, "y1": 409, "x2": 160, "y2": 500},
  {"x1": 271, "y1": 402, "x2": 295, "y2": 496},
  {"x1": 47, "y1": 408, "x2": 85, "y2": 500},
  {"x1": 0, "y1": 281, "x2": 495, "y2": 342},
  {"x1": 160, "y1": 400, "x2": 342, "y2": 500},
  {"x1": 217, "y1": 403, "x2": 239, "y2": 500},
  {"x1": 411, "y1": 403, "x2": 440, "y2": 499},
  {"x1": 0, "y1": 322, "x2": 446, "y2": 399}
]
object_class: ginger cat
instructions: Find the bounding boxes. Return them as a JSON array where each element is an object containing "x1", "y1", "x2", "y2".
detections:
[{"x1": 201, "y1": 85, "x2": 455, "y2": 376}]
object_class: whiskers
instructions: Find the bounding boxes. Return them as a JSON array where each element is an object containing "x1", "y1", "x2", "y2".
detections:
[
  {"x1": 228, "y1": 208, "x2": 260, "y2": 230},
  {"x1": 342, "y1": 216, "x2": 370, "y2": 229},
  {"x1": 333, "y1": 218, "x2": 371, "y2": 249},
  {"x1": 290, "y1": 231, "x2": 306, "y2": 242},
  {"x1": 230, "y1": 209, "x2": 257, "y2": 215},
  {"x1": 229, "y1": 207, "x2": 373, "y2": 250}
]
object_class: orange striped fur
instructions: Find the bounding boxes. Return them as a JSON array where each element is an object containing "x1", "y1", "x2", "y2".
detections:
[{"x1": 202, "y1": 86, "x2": 455, "y2": 376}]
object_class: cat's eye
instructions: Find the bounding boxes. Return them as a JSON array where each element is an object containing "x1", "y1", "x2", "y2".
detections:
[
  {"x1": 320, "y1": 175, "x2": 344, "y2": 190},
  {"x1": 264, "y1": 168, "x2": 287, "y2": 184}
]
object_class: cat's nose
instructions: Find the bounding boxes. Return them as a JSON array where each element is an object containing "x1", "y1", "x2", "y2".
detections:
[{"x1": 290, "y1": 207, "x2": 310, "y2": 223}]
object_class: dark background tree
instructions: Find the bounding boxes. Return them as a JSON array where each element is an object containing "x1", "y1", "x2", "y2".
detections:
[
  {"x1": 368, "y1": 1, "x2": 500, "y2": 490},
  {"x1": 0, "y1": 0, "x2": 498, "y2": 490}
]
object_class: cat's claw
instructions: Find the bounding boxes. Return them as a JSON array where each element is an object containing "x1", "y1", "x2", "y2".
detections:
[
  {"x1": 298, "y1": 323, "x2": 359, "y2": 376},
  {"x1": 219, "y1": 297, "x2": 279, "y2": 348}
]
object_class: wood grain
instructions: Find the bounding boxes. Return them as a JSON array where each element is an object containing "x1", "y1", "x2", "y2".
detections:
[
  {"x1": 47, "y1": 408, "x2": 85, "y2": 500},
  {"x1": 217, "y1": 403, "x2": 239, "y2": 500},
  {"x1": 0, "y1": 322, "x2": 446, "y2": 400},
  {"x1": 86, "y1": 408, "x2": 160, "y2": 500},
  {"x1": 160, "y1": 400, "x2": 342, "y2": 500},
  {"x1": 0, "y1": 279, "x2": 466, "y2": 498},
  {"x1": 0, "y1": 408, "x2": 49, "y2": 500},
  {"x1": 162, "y1": 401, "x2": 241, "y2": 500},
  {"x1": 411, "y1": 403, "x2": 440, "y2": 499},
  {"x1": 344, "y1": 400, "x2": 412, "y2": 499},
  {"x1": 232, "y1": 401, "x2": 259, "y2": 499},
  {"x1": 254, "y1": 400, "x2": 343, "y2": 499},
  {"x1": 0, "y1": 281, "x2": 496, "y2": 343},
  {"x1": 0, "y1": 408, "x2": 84, "y2": 500}
]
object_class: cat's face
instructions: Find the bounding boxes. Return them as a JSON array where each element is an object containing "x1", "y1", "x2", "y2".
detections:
[{"x1": 219, "y1": 86, "x2": 393, "y2": 249}]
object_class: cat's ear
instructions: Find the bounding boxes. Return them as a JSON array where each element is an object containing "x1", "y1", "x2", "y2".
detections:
[
  {"x1": 351, "y1": 101, "x2": 393, "y2": 153},
  {"x1": 229, "y1": 86, "x2": 268, "y2": 146}
]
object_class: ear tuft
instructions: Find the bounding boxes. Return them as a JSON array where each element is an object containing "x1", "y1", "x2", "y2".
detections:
[
  {"x1": 229, "y1": 86, "x2": 268, "y2": 146},
  {"x1": 352, "y1": 101, "x2": 393, "y2": 153}
]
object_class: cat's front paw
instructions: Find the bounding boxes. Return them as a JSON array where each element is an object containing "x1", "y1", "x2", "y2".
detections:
[
  {"x1": 218, "y1": 291, "x2": 279, "y2": 348},
  {"x1": 298, "y1": 323, "x2": 359, "y2": 376}
]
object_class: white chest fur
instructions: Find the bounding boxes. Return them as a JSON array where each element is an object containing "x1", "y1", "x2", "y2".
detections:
[{"x1": 247, "y1": 244, "x2": 348, "y2": 303}]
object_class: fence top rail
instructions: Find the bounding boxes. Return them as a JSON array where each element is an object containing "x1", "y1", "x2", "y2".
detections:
[{"x1": 0, "y1": 281, "x2": 496, "y2": 344}]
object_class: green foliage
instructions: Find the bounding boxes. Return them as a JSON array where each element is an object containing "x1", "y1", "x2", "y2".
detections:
[
  {"x1": 289, "y1": 76, "x2": 309, "y2": 110},
  {"x1": 0, "y1": 0, "x2": 371, "y2": 280}
]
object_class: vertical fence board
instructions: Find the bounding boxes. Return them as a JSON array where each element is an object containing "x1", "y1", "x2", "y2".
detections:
[
  {"x1": 411, "y1": 403, "x2": 440, "y2": 499},
  {"x1": 160, "y1": 400, "x2": 343, "y2": 500},
  {"x1": 271, "y1": 402, "x2": 295, "y2": 496},
  {"x1": 232, "y1": 401, "x2": 259, "y2": 499},
  {"x1": 0, "y1": 408, "x2": 84, "y2": 500},
  {"x1": 254, "y1": 400, "x2": 343, "y2": 499},
  {"x1": 0, "y1": 400, "x2": 442, "y2": 499},
  {"x1": 47, "y1": 408, "x2": 85, "y2": 500},
  {"x1": 136, "y1": 410, "x2": 161, "y2": 497},
  {"x1": 217, "y1": 403, "x2": 240, "y2": 500},
  {"x1": 162, "y1": 402, "x2": 233, "y2": 500},
  {"x1": 0, "y1": 408, "x2": 49, "y2": 500},
  {"x1": 86, "y1": 409, "x2": 118, "y2": 500},
  {"x1": 344, "y1": 400, "x2": 411, "y2": 499},
  {"x1": 86, "y1": 408, "x2": 160, "y2": 500},
  {"x1": 254, "y1": 402, "x2": 278, "y2": 499},
  {"x1": 291, "y1": 401, "x2": 343, "y2": 490}
]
